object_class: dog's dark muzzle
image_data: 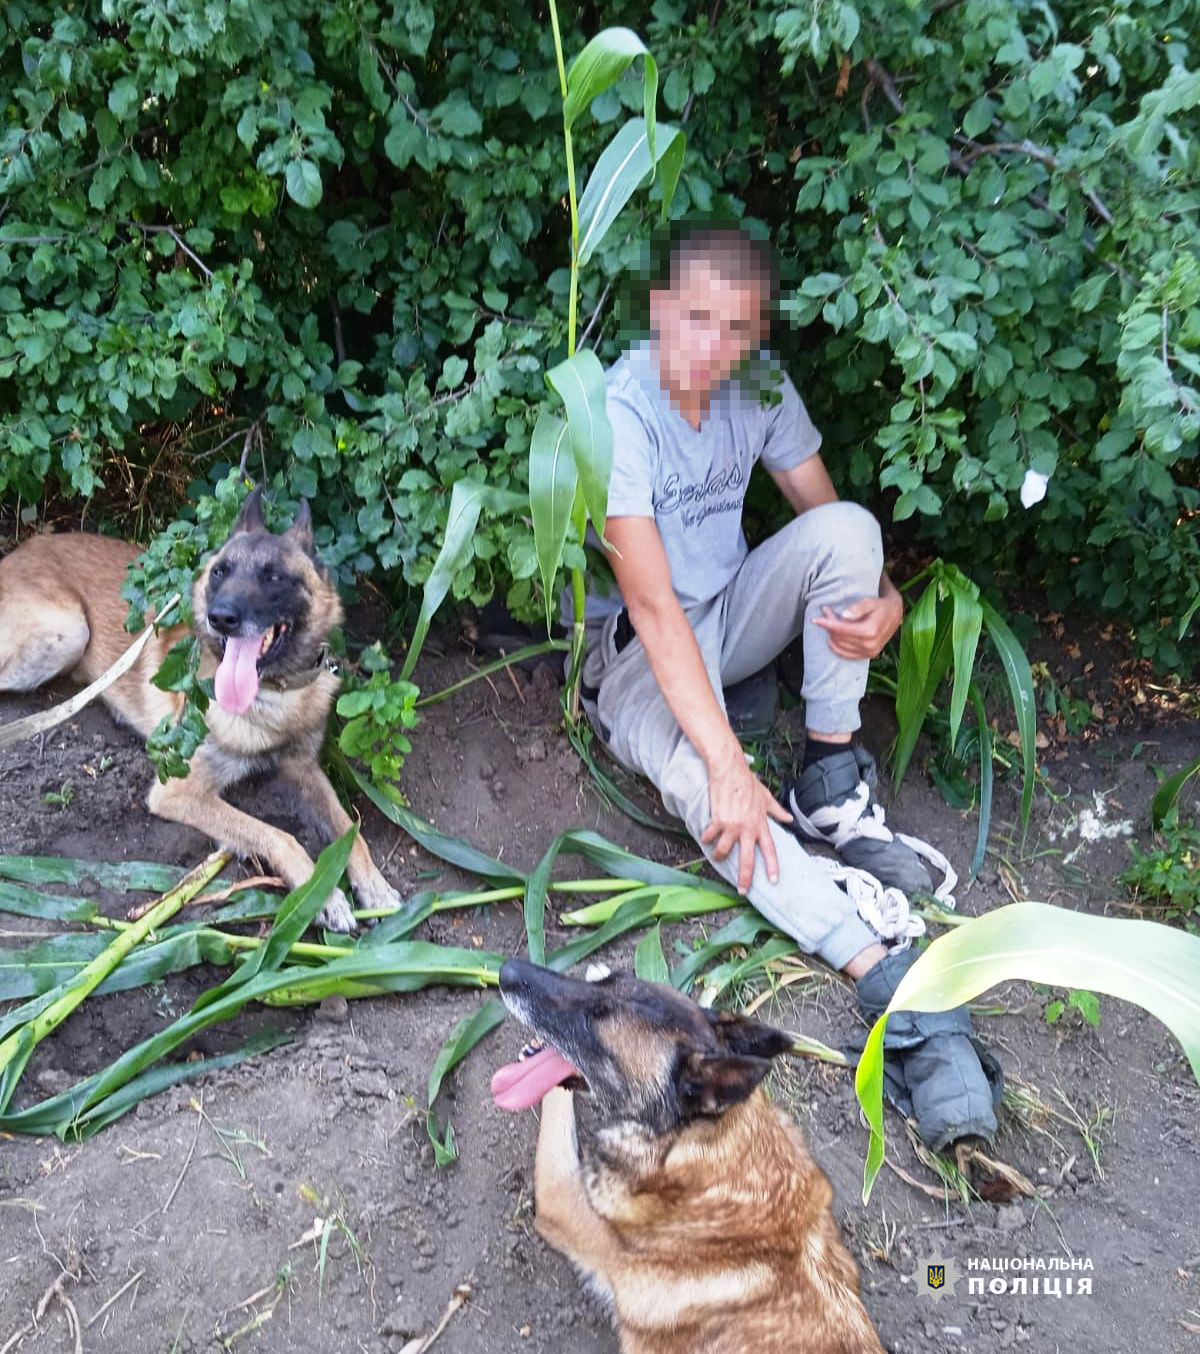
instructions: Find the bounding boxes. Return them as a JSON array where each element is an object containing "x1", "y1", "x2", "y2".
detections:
[
  {"x1": 499, "y1": 956, "x2": 562, "y2": 1005},
  {"x1": 499, "y1": 958, "x2": 606, "y2": 1028}
]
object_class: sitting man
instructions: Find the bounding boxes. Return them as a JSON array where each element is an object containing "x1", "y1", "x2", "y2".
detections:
[{"x1": 578, "y1": 224, "x2": 1001, "y2": 1150}]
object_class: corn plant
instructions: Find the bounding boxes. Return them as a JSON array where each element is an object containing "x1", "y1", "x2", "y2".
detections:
[
  {"x1": 401, "y1": 19, "x2": 683, "y2": 715},
  {"x1": 893, "y1": 560, "x2": 1037, "y2": 876}
]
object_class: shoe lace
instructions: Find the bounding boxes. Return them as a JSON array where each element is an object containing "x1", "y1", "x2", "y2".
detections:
[
  {"x1": 794, "y1": 781, "x2": 892, "y2": 849},
  {"x1": 791, "y1": 779, "x2": 960, "y2": 936},
  {"x1": 812, "y1": 857, "x2": 925, "y2": 947}
]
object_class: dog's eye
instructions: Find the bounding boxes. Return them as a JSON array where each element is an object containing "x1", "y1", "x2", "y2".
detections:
[{"x1": 210, "y1": 563, "x2": 227, "y2": 581}]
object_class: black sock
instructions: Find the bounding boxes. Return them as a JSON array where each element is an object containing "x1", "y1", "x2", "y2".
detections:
[{"x1": 803, "y1": 735, "x2": 850, "y2": 770}]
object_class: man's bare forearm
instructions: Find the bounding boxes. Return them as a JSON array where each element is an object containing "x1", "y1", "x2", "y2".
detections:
[{"x1": 624, "y1": 597, "x2": 742, "y2": 773}]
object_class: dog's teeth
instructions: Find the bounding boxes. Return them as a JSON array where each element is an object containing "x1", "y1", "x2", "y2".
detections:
[
  {"x1": 518, "y1": 1039, "x2": 544, "y2": 1062},
  {"x1": 585, "y1": 962, "x2": 611, "y2": 983}
]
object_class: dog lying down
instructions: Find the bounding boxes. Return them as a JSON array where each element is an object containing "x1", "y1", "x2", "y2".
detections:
[
  {"x1": 494, "y1": 958, "x2": 886, "y2": 1354},
  {"x1": 0, "y1": 489, "x2": 400, "y2": 933}
]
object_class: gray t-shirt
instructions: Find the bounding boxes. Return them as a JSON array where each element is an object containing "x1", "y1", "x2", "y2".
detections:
[{"x1": 588, "y1": 341, "x2": 821, "y2": 618}]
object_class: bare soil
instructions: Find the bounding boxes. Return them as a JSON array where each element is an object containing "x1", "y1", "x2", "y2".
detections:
[{"x1": 1, "y1": 628, "x2": 1198, "y2": 1354}]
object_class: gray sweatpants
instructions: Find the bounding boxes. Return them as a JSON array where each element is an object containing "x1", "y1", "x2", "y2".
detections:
[{"x1": 581, "y1": 501, "x2": 885, "y2": 971}]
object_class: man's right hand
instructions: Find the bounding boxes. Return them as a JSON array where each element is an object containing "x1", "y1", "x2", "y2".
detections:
[{"x1": 701, "y1": 753, "x2": 794, "y2": 893}]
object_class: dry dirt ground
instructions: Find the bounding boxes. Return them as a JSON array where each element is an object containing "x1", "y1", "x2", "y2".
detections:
[{"x1": 1, "y1": 628, "x2": 1198, "y2": 1354}]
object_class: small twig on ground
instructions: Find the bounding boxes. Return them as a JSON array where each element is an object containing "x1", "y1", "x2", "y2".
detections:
[
  {"x1": 119, "y1": 1142, "x2": 163, "y2": 1164},
  {"x1": 162, "y1": 1091, "x2": 203, "y2": 1213},
  {"x1": 126, "y1": 874, "x2": 283, "y2": 921},
  {"x1": 499, "y1": 650, "x2": 526, "y2": 705},
  {"x1": 217, "y1": 1271, "x2": 290, "y2": 1349},
  {"x1": 287, "y1": 1217, "x2": 326, "y2": 1252},
  {"x1": 0, "y1": 1262, "x2": 82, "y2": 1354},
  {"x1": 84, "y1": 1268, "x2": 146, "y2": 1329},
  {"x1": 167, "y1": 1303, "x2": 192, "y2": 1354},
  {"x1": 228, "y1": 1280, "x2": 281, "y2": 1313},
  {"x1": 481, "y1": 671, "x2": 504, "y2": 708},
  {"x1": 399, "y1": 1283, "x2": 472, "y2": 1354},
  {"x1": 883, "y1": 1152, "x2": 951, "y2": 1201}
]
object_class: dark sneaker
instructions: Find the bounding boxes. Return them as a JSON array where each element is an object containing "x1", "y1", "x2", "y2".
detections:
[
  {"x1": 781, "y1": 745, "x2": 934, "y2": 896},
  {"x1": 724, "y1": 664, "x2": 779, "y2": 739},
  {"x1": 848, "y1": 946, "x2": 1003, "y2": 1151}
]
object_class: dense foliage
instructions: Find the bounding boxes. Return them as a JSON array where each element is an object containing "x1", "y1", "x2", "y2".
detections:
[{"x1": 1, "y1": 1, "x2": 1197, "y2": 668}]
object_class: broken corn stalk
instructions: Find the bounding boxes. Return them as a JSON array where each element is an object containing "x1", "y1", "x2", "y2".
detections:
[{"x1": 0, "y1": 849, "x2": 230, "y2": 1112}]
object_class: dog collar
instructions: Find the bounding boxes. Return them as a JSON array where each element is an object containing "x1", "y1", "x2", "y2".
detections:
[{"x1": 259, "y1": 644, "x2": 339, "y2": 693}]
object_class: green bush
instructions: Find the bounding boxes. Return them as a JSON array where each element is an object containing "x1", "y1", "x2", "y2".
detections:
[
  {"x1": 336, "y1": 642, "x2": 419, "y2": 803},
  {"x1": 1, "y1": 1, "x2": 1196, "y2": 668}
]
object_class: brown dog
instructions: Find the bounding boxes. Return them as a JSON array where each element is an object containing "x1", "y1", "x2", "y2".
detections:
[
  {"x1": 0, "y1": 490, "x2": 399, "y2": 931},
  {"x1": 493, "y1": 959, "x2": 886, "y2": 1354}
]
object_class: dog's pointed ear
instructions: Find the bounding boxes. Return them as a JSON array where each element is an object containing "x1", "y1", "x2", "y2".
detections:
[
  {"x1": 285, "y1": 499, "x2": 315, "y2": 554},
  {"x1": 706, "y1": 1009, "x2": 794, "y2": 1061},
  {"x1": 233, "y1": 486, "x2": 266, "y2": 535},
  {"x1": 677, "y1": 1050, "x2": 774, "y2": 1118}
]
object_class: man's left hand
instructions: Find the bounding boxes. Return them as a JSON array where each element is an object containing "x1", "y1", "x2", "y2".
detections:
[{"x1": 813, "y1": 589, "x2": 903, "y2": 660}]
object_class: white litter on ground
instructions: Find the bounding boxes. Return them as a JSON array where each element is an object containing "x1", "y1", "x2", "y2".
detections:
[{"x1": 1057, "y1": 789, "x2": 1135, "y2": 865}]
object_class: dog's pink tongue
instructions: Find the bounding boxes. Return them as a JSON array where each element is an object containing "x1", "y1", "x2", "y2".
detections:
[
  {"x1": 491, "y1": 1047, "x2": 578, "y2": 1112},
  {"x1": 214, "y1": 635, "x2": 261, "y2": 715}
]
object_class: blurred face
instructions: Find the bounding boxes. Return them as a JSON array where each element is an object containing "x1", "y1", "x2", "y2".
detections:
[{"x1": 650, "y1": 258, "x2": 767, "y2": 401}]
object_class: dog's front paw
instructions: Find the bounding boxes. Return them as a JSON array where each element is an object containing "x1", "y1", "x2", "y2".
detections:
[
  {"x1": 351, "y1": 872, "x2": 402, "y2": 913},
  {"x1": 316, "y1": 887, "x2": 358, "y2": 934}
]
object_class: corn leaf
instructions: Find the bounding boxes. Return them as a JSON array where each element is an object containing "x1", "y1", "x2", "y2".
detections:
[
  {"x1": 945, "y1": 571, "x2": 983, "y2": 751},
  {"x1": 562, "y1": 883, "x2": 732, "y2": 927},
  {"x1": 425, "y1": 999, "x2": 506, "y2": 1166},
  {"x1": 563, "y1": 29, "x2": 655, "y2": 144},
  {"x1": 0, "y1": 989, "x2": 67, "y2": 1045},
  {"x1": 360, "y1": 892, "x2": 437, "y2": 945},
  {"x1": 0, "y1": 934, "x2": 112, "y2": 1000},
  {"x1": 546, "y1": 350, "x2": 613, "y2": 541},
  {"x1": 697, "y1": 936, "x2": 798, "y2": 1004},
  {"x1": 0, "y1": 880, "x2": 97, "y2": 923},
  {"x1": 547, "y1": 894, "x2": 662, "y2": 972},
  {"x1": 0, "y1": 855, "x2": 184, "y2": 892},
  {"x1": 523, "y1": 838, "x2": 558, "y2": 967},
  {"x1": 633, "y1": 923, "x2": 669, "y2": 983},
  {"x1": 399, "y1": 480, "x2": 526, "y2": 682},
  {"x1": 329, "y1": 745, "x2": 527, "y2": 884},
  {"x1": 576, "y1": 119, "x2": 684, "y2": 265},
  {"x1": 0, "y1": 940, "x2": 502, "y2": 1138},
  {"x1": 189, "y1": 834, "x2": 352, "y2": 1019},
  {"x1": 70, "y1": 1030, "x2": 295, "y2": 1140},
  {"x1": 980, "y1": 601, "x2": 1037, "y2": 832},
  {"x1": 856, "y1": 903, "x2": 1200, "y2": 1203},
  {"x1": 968, "y1": 682, "x2": 994, "y2": 882},
  {"x1": 670, "y1": 911, "x2": 772, "y2": 991},
  {"x1": 1152, "y1": 753, "x2": 1200, "y2": 829},
  {"x1": 528, "y1": 409, "x2": 577, "y2": 633},
  {"x1": 893, "y1": 582, "x2": 952, "y2": 786},
  {"x1": 555, "y1": 830, "x2": 725, "y2": 891}
]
